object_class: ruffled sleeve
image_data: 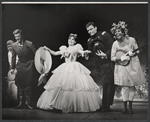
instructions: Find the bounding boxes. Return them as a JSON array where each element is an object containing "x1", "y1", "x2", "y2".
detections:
[
  {"x1": 59, "y1": 45, "x2": 67, "y2": 54},
  {"x1": 75, "y1": 44, "x2": 83, "y2": 57},
  {"x1": 75, "y1": 43, "x2": 83, "y2": 51}
]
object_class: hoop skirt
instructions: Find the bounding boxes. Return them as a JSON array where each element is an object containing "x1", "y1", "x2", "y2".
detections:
[{"x1": 37, "y1": 44, "x2": 102, "y2": 113}]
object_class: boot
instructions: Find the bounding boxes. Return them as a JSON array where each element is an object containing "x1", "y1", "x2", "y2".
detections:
[
  {"x1": 14, "y1": 88, "x2": 24, "y2": 109},
  {"x1": 122, "y1": 101, "x2": 128, "y2": 114},
  {"x1": 129, "y1": 101, "x2": 133, "y2": 114},
  {"x1": 14, "y1": 95, "x2": 23, "y2": 109},
  {"x1": 24, "y1": 87, "x2": 33, "y2": 109},
  {"x1": 25, "y1": 97, "x2": 33, "y2": 109}
]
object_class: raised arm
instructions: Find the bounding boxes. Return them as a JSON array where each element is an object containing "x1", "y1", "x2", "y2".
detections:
[
  {"x1": 44, "y1": 46, "x2": 61, "y2": 56},
  {"x1": 26, "y1": 41, "x2": 36, "y2": 54},
  {"x1": 78, "y1": 49, "x2": 91, "y2": 57},
  {"x1": 74, "y1": 43, "x2": 91, "y2": 58},
  {"x1": 30, "y1": 42, "x2": 36, "y2": 54}
]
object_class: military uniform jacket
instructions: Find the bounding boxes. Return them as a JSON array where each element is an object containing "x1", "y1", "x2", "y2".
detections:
[
  {"x1": 87, "y1": 31, "x2": 114, "y2": 84},
  {"x1": 11, "y1": 40, "x2": 36, "y2": 88}
]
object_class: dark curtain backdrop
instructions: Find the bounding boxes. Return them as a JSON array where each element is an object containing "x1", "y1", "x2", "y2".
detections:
[{"x1": 2, "y1": 4, "x2": 148, "y2": 106}]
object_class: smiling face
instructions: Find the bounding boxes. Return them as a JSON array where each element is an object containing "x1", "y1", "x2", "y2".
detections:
[
  {"x1": 14, "y1": 33, "x2": 22, "y2": 42},
  {"x1": 68, "y1": 36, "x2": 76, "y2": 46},
  {"x1": 86, "y1": 25, "x2": 97, "y2": 36},
  {"x1": 114, "y1": 29, "x2": 124, "y2": 40}
]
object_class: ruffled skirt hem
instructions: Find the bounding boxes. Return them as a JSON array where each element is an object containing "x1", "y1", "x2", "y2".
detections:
[
  {"x1": 37, "y1": 61, "x2": 102, "y2": 113},
  {"x1": 37, "y1": 88, "x2": 102, "y2": 113}
]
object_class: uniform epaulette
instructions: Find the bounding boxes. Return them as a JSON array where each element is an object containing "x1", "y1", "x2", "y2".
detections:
[{"x1": 102, "y1": 31, "x2": 106, "y2": 35}]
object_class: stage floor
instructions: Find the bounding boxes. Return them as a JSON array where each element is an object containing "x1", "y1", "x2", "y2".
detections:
[{"x1": 2, "y1": 101, "x2": 148, "y2": 120}]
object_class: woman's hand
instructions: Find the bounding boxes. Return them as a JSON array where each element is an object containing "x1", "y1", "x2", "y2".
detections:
[
  {"x1": 84, "y1": 50, "x2": 91, "y2": 55},
  {"x1": 83, "y1": 50, "x2": 91, "y2": 57},
  {"x1": 128, "y1": 50, "x2": 135, "y2": 57},
  {"x1": 43, "y1": 46, "x2": 50, "y2": 51},
  {"x1": 120, "y1": 54, "x2": 130, "y2": 61},
  {"x1": 86, "y1": 50, "x2": 92, "y2": 54}
]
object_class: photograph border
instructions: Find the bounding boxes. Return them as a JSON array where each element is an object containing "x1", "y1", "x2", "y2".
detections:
[{"x1": 0, "y1": 0, "x2": 149, "y2": 122}]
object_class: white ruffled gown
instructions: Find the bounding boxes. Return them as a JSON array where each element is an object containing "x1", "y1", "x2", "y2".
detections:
[{"x1": 37, "y1": 44, "x2": 102, "y2": 113}]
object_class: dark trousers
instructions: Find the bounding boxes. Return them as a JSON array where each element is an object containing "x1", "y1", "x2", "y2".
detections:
[
  {"x1": 102, "y1": 83, "x2": 116, "y2": 107},
  {"x1": 17, "y1": 86, "x2": 32, "y2": 105}
]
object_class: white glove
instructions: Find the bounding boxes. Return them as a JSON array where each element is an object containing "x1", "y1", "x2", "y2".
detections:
[
  {"x1": 121, "y1": 55, "x2": 130, "y2": 61},
  {"x1": 128, "y1": 51, "x2": 135, "y2": 57}
]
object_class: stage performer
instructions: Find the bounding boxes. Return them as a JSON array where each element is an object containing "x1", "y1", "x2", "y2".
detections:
[
  {"x1": 10, "y1": 29, "x2": 36, "y2": 109},
  {"x1": 85, "y1": 22, "x2": 116, "y2": 112},
  {"x1": 110, "y1": 21, "x2": 146, "y2": 114},
  {"x1": 37, "y1": 33, "x2": 102, "y2": 113}
]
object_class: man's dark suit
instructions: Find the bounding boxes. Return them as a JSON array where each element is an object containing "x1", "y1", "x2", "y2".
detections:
[
  {"x1": 87, "y1": 31, "x2": 116, "y2": 111},
  {"x1": 11, "y1": 40, "x2": 36, "y2": 108}
]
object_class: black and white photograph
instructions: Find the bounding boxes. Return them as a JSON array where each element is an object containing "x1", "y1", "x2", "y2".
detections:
[{"x1": 1, "y1": 1, "x2": 149, "y2": 120}]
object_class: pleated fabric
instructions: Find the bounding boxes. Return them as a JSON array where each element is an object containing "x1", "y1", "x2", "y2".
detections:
[{"x1": 37, "y1": 62, "x2": 102, "y2": 113}]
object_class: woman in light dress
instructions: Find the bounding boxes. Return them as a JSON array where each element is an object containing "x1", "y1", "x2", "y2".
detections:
[
  {"x1": 110, "y1": 21, "x2": 146, "y2": 114},
  {"x1": 37, "y1": 33, "x2": 102, "y2": 113}
]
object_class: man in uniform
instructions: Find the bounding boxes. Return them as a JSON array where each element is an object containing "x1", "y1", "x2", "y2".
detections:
[{"x1": 85, "y1": 22, "x2": 116, "y2": 112}]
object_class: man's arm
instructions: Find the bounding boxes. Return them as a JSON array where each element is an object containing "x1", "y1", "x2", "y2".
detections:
[
  {"x1": 102, "y1": 31, "x2": 114, "y2": 59},
  {"x1": 26, "y1": 41, "x2": 36, "y2": 54},
  {"x1": 30, "y1": 42, "x2": 36, "y2": 54}
]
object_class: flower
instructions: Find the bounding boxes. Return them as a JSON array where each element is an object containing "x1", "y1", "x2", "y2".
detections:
[{"x1": 110, "y1": 21, "x2": 128, "y2": 35}]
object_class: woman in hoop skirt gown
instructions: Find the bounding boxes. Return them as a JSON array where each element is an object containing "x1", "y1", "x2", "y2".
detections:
[{"x1": 37, "y1": 33, "x2": 102, "y2": 113}]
